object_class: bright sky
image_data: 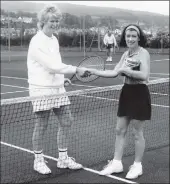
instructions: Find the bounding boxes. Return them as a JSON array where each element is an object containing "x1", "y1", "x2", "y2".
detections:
[{"x1": 32, "y1": 1, "x2": 169, "y2": 16}]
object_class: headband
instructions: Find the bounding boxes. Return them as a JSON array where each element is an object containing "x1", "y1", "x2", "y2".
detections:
[{"x1": 125, "y1": 25, "x2": 140, "y2": 36}]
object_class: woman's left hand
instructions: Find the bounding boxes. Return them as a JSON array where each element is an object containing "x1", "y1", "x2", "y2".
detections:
[{"x1": 118, "y1": 66, "x2": 132, "y2": 76}]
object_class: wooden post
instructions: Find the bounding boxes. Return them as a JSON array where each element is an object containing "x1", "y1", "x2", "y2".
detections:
[
  {"x1": 8, "y1": 11, "x2": 11, "y2": 62},
  {"x1": 83, "y1": 15, "x2": 86, "y2": 58},
  {"x1": 98, "y1": 28, "x2": 101, "y2": 51},
  {"x1": 79, "y1": 17, "x2": 82, "y2": 51}
]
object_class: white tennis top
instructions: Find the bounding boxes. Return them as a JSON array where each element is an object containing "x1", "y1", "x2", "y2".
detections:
[
  {"x1": 103, "y1": 33, "x2": 117, "y2": 45},
  {"x1": 27, "y1": 30, "x2": 76, "y2": 88},
  {"x1": 122, "y1": 47, "x2": 150, "y2": 84}
]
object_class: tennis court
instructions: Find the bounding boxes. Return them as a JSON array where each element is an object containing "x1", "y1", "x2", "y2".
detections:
[{"x1": 1, "y1": 48, "x2": 169, "y2": 183}]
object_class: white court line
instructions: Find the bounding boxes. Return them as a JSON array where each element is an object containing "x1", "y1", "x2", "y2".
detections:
[
  {"x1": 151, "y1": 92, "x2": 168, "y2": 96},
  {"x1": 104, "y1": 58, "x2": 169, "y2": 66},
  {"x1": 150, "y1": 73, "x2": 169, "y2": 76},
  {"x1": 1, "y1": 84, "x2": 28, "y2": 89},
  {"x1": 152, "y1": 59, "x2": 169, "y2": 62},
  {"x1": 151, "y1": 104, "x2": 169, "y2": 108},
  {"x1": 149, "y1": 77, "x2": 160, "y2": 79},
  {"x1": 79, "y1": 95, "x2": 169, "y2": 108},
  {"x1": 0, "y1": 76, "x2": 27, "y2": 80},
  {"x1": 70, "y1": 83, "x2": 102, "y2": 88},
  {"x1": 1, "y1": 77, "x2": 100, "y2": 89},
  {"x1": 2, "y1": 58, "x2": 169, "y2": 70},
  {"x1": 1, "y1": 85, "x2": 168, "y2": 107},
  {"x1": 84, "y1": 167, "x2": 137, "y2": 184},
  {"x1": 1, "y1": 90, "x2": 29, "y2": 95},
  {"x1": 1, "y1": 58, "x2": 169, "y2": 78},
  {"x1": 1, "y1": 58, "x2": 169, "y2": 92},
  {"x1": 1, "y1": 76, "x2": 168, "y2": 95},
  {"x1": 0, "y1": 141, "x2": 137, "y2": 184}
]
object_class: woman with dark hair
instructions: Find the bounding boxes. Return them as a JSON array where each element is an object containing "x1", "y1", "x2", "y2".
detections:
[
  {"x1": 86, "y1": 24, "x2": 151, "y2": 179},
  {"x1": 119, "y1": 24, "x2": 147, "y2": 48}
]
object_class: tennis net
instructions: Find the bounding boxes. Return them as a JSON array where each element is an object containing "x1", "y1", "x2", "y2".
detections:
[{"x1": 1, "y1": 78, "x2": 169, "y2": 183}]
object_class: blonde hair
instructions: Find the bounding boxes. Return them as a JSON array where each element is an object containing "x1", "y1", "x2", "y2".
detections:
[{"x1": 37, "y1": 4, "x2": 62, "y2": 30}]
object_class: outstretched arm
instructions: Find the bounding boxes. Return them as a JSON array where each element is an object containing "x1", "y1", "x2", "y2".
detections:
[
  {"x1": 85, "y1": 52, "x2": 128, "y2": 78},
  {"x1": 86, "y1": 68, "x2": 119, "y2": 78},
  {"x1": 29, "y1": 38, "x2": 89, "y2": 76}
]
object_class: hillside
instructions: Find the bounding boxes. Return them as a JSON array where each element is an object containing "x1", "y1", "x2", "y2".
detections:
[{"x1": 1, "y1": 1, "x2": 169, "y2": 27}]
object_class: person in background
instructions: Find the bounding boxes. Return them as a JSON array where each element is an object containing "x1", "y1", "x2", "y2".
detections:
[
  {"x1": 103, "y1": 30, "x2": 118, "y2": 61},
  {"x1": 87, "y1": 24, "x2": 151, "y2": 179},
  {"x1": 27, "y1": 4, "x2": 87, "y2": 174}
]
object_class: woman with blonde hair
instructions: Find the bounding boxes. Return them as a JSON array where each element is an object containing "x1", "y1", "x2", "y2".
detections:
[{"x1": 27, "y1": 4, "x2": 86, "y2": 174}]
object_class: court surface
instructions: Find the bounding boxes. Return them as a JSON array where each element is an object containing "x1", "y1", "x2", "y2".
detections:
[{"x1": 1, "y1": 49, "x2": 169, "y2": 183}]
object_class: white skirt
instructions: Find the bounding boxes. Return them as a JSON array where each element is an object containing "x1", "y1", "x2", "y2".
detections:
[{"x1": 29, "y1": 85, "x2": 70, "y2": 112}]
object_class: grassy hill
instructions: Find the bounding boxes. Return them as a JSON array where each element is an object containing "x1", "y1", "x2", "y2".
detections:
[{"x1": 1, "y1": 1, "x2": 169, "y2": 27}]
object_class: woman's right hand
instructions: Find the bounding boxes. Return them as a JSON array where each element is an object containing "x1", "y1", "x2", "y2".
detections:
[{"x1": 85, "y1": 68, "x2": 98, "y2": 75}]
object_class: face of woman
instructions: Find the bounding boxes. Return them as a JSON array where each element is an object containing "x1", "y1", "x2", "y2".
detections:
[
  {"x1": 125, "y1": 30, "x2": 139, "y2": 49},
  {"x1": 43, "y1": 14, "x2": 60, "y2": 34}
]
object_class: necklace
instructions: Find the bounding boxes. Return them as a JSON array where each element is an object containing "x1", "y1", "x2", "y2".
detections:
[{"x1": 128, "y1": 47, "x2": 141, "y2": 57}]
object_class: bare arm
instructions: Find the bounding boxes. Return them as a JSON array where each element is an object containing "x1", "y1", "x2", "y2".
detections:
[
  {"x1": 86, "y1": 52, "x2": 127, "y2": 78},
  {"x1": 88, "y1": 69, "x2": 119, "y2": 78}
]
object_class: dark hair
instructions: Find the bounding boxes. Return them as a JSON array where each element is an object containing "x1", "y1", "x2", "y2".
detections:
[{"x1": 119, "y1": 24, "x2": 147, "y2": 48}]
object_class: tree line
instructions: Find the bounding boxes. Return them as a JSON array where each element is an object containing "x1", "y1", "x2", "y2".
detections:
[
  {"x1": 1, "y1": 31, "x2": 169, "y2": 49},
  {"x1": 1, "y1": 9, "x2": 120, "y2": 29}
]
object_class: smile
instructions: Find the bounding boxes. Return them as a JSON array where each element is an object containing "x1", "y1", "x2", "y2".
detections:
[{"x1": 128, "y1": 42, "x2": 135, "y2": 45}]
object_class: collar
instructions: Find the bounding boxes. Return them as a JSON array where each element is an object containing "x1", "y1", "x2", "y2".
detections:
[{"x1": 39, "y1": 30, "x2": 55, "y2": 40}]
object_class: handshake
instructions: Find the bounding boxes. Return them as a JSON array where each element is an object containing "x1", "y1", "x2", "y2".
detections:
[{"x1": 76, "y1": 67, "x2": 97, "y2": 77}]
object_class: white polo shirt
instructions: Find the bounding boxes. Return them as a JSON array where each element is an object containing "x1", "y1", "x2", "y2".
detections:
[{"x1": 103, "y1": 33, "x2": 117, "y2": 45}]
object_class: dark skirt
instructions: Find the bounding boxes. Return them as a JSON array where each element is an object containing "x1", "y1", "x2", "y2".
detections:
[{"x1": 117, "y1": 83, "x2": 151, "y2": 120}]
